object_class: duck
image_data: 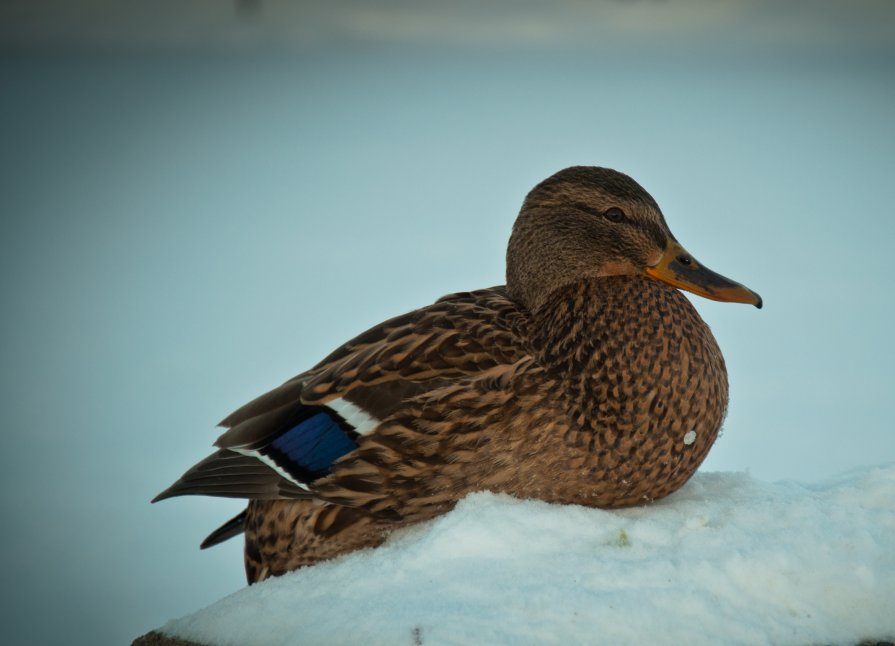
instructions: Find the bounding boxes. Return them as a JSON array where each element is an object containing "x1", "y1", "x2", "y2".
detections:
[{"x1": 154, "y1": 166, "x2": 761, "y2": 584}]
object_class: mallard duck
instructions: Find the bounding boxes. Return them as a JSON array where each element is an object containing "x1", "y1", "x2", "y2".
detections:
[{"x1": 155, "y1": 166, "x2": 761, "y2": 583}]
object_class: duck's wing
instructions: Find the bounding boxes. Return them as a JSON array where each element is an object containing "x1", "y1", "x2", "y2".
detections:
[
  {"x1": 153, "y1": 286, "x2": 530, "y2": 505},
  {"x1": 312, "y1": 353, "x2": 546, "y2": 524}
]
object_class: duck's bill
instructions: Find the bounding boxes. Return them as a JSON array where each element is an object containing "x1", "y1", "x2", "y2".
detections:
[{"x1": 644, "y1": 241, "x2": 762, "y2": 308}]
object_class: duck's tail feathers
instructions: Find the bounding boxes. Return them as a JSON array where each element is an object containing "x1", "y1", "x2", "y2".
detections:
[
  {"x1": 151, "y1": 449, "x2": 309, "y2": 503},
  {"x1": 200, "y1": 510, "x2": 248, "y2": 549}
]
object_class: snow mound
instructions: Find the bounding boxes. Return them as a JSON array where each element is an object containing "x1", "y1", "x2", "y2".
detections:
[{"x1": 160, "y1": 465, "x2": 895, "y2": 645}]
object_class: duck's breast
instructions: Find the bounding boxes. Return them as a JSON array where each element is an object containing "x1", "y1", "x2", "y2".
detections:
[{"x1": 529, "y1": 276, "x2": 728, "y2": 507}]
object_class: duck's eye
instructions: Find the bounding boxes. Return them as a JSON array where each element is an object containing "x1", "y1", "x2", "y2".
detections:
[{"x1": 604, "y1": 207, "x2": 625, "y2": 223}]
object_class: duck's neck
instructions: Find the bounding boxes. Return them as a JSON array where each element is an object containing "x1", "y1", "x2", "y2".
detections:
[{"x1": 529, "y1": 276, "x2": 693, "y2": 378}]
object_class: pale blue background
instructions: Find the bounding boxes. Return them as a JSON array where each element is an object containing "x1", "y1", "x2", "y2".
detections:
[{"x1": 1, "y1": 2, "x2": 893, "y2": 644}]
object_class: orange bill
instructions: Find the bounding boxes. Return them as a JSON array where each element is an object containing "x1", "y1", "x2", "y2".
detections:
[{"x1": 644, "y1": 240, "x2": 762, "y2": 308}]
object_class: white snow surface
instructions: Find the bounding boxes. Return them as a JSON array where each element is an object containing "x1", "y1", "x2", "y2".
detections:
[{"x1": 161, "y1": 465, "x2": 895, "y2": 646}]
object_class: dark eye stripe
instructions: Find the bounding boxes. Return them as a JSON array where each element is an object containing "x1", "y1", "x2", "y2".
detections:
[
  {"x1": 573, "y1": 203, "x2": 603, "y2": 217},
  {"x1": 573, "y1": 203, "x2": 627, "y2": 223},
  {"x1": 604, "y1": 207, "x2": 625, "y2": 222}
]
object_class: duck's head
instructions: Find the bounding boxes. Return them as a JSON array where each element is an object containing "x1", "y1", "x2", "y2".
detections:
[{"x1": 507, "y1": 166, "x2": 762, "y2": 312}]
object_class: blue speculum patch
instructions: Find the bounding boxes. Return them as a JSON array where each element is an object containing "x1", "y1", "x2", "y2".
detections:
[{"x1": 266, "y1": 411, "x2": 358, "y2": 481}]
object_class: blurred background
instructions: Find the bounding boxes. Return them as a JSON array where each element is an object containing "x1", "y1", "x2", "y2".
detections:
[{"x1": 1, "y1": 1, "x2": 893, "y2": 643}]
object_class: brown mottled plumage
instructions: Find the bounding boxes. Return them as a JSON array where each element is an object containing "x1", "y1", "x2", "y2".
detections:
[{"x1": 155, "y1": 166, "x2": 760, "y2": 583}]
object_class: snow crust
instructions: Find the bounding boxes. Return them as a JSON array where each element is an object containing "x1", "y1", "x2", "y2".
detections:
[{"x1": 161, "y1": 465, "x2": 895, "y2": 645}]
